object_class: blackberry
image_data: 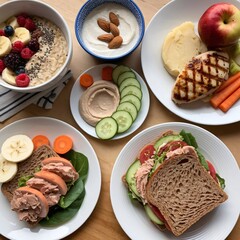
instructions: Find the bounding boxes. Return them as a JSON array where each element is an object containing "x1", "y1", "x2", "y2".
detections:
[
  {"x1": 3, "y1": 53, "x2": 26, "y2": 71},
  {"x1": 28, "y1": 39, "x2": 40, "y2": 52}
]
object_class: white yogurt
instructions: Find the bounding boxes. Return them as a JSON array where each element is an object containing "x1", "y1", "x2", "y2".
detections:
[{"x1": 82, "y1": 3, "x2": 139, "y2": 57}]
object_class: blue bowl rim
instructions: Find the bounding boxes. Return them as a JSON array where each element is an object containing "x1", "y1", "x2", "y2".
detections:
[{"x1": 75, "y1": 0, "x2": 145, "y2": 60}]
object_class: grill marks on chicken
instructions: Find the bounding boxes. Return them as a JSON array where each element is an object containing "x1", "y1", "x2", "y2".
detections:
[{"x1": 172, "y1": 51, "x2": 229, "y2": 104}]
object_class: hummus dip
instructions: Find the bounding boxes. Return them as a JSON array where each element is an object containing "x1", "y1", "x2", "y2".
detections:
[
  {"x1": 26, "y1": 17, "x2": 68, "y2": 86},
  {"x1": 79, "y1": 80, "x2": 120, "y2": 126},
  {"x1": 81, "y1": 3, "x2": 139, "y2": 58}
]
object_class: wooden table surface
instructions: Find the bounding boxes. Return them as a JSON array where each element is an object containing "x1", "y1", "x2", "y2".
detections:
[{"x1": 0, "y1": 0, "x2": 239, "y2": 239}]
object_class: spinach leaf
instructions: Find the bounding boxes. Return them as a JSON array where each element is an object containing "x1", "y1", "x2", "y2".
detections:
[
  {"x1": 63, "y1": 150, "x2": 89, "y2": 183},
  {"x1": 18, "y1": 175, "x2": 33, "y2": 187},
  {"x1": 216, "y1": 173, "x2": 226, "y2": 189},
  {"x1": 40, "y1": 188, "x2": 86, "y2": 227},
  {"x1": 59, "y1": 178, "x2": 84, "y2": 208}
]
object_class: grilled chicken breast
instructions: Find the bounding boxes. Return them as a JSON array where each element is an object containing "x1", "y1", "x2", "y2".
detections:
[{"x1": 172, "y1": 51, "x2": 229, "y2": 104}]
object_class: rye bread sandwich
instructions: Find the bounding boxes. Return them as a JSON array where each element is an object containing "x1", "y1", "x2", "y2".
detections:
[
  {"x1": 1, "y1": 144, "x2": 79, "y2": 225},
  {"x1": 123, "y1": 130, "x2": 228, "y2": 236}
]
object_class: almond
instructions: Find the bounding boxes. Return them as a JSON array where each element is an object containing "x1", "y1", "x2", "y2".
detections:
[
  {"x1": 110, "y1": 23, "x2": 119, "y2": 36},
  {"x1": 97, "y1": 33, "x2": 114, "y2": 42},
  {"x1": 109, "y1": 12, "x2": 119, "y2": 26},
  {"x1": 97, "y1": 18, "x2": 110, "y2": 32},
  {"x1": 108, "y1": 36, "x2": 123, "y2": 49}
]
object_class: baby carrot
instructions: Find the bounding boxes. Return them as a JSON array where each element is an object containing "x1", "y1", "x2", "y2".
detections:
[
  {"x1": 102, "y1": 66, "x2": 113, "y2": 81},
  {"x1": 215, "y1": 71, "x2": 240, "y2": 93},
  {"x1": 210, "y1": 77, "x2": 240, "y2": 108},
  {"x1": 53, "y1": 135, "x2": 73, "y2": 154},
  {"x1": 32, "y1": 135, "x2": 50, "y2": 150},
  {"x1": 219, "y1": 87, "x2": 240, "y2": 112},
  {"x1": 79, "y1": 73, "x2": 94, "y2": 88}
]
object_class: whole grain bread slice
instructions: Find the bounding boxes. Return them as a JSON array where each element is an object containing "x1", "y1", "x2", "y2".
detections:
[
  {"x1": 1, "y1": 144, "x2": 59, "y2": 202},
  {"x1": 146, "y1": 146, "x2": 228, "y2": 236}
]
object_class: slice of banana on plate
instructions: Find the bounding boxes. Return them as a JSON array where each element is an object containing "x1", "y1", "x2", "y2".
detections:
[
  {"x1": 0, "y1": 153, "x2": 17, "y2": 183},
  {"x1": 2, "y1": 68, "x2": 16, "y2": 85},
  {"x1": 11, "y1": 27, "x2": 31, "y2": 45},
  {"x1": 0, "y1": 36, "x2": 12, "y2": 57},
  {"x1": 6, "y1": 16, "x2": 19, "y2": 29},
  {"x1": 1, "y1": 134, "x2": 34, "y2": 163}
]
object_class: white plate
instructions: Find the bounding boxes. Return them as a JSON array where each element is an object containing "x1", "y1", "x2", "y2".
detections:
[
  {"x1": 70, "y1": 64, "x2": 150, "y2": 139},
  {"x1": 0, "y1": 117, "x2": 101, "y2": 240},
  {"x1": 141, "y1": 0, "x2": 240, "y2": 125},
  {"x1": 110, "y1": 122, "x2": 240, "y2": 240}
]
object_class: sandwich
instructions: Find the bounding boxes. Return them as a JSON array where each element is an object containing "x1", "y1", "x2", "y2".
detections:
[
  {"x1": 123, "y1": 130, "x2": 228, "y2": 236},
  {"x1": 1, "y1": 144, "x2": 79, "y2": 225}
]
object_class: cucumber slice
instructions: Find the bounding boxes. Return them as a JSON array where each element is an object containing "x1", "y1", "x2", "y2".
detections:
[
  {"x1": 144, "y1": 205, "x2": 164, "y2": 225},
  {"x1": 95, "y1": 117, "x2": 118, "y2": 140},
  {"x1": 117, "y1": 71, "x2": 136, "y2": 86},
  {"x1": 119, "y1": 77, "x2": 141, "y2": 92},
  {"x1": 120, "y1": 94, "x2": 141, "y2": 111},
  {"x1": 120, "y1": 85, "x2": 142, "y2": 100},
  {"x1": 125, "y1": 159, "x2": 141, "y2": 197},
  {"x1": 112, "y1": 110, "x2": 133, "y2": 133},
  {"x1": 117, "y1": 102, "x2": 138, "y2": 122},
  {"x1": 112, "y1": 65, "x2": 131, "y2": 83}
]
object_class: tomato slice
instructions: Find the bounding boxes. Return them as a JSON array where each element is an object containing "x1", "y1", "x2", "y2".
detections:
[
  {"x1": 139, "y1": 144, "x2": 155, "y2": 164},
  {"x1": 158, "y1": 140, "x2": 188, "y2": 155},
  {"x1": 207, "y1": 160, "x2": 217, "y2": 182}
]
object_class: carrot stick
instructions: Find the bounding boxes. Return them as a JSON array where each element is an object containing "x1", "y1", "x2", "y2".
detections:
[
  {"x1": 53, "y1": 135, "x2": 73, "y2": 154},
  {"x1": 219, "y1": 87, "x2": 240, "y2": 112},
  {"x1": 32, "y1": 135, "x2": 50, "y2": 150},
  {"x1": 215, "y1": 72, "x2": 240, "y2": 93},
  {"x1": 210, "y1": 77, "x2": 240, "y2": 108},
  {"x1": 79, "y1": 73, "x2": 94, "y2": 88},
  {"x1": 102, "y1": 66, "x2": 113, "y2": 81}
]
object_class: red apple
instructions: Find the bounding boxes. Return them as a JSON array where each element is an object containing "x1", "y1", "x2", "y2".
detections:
[{"x1": 198, "y1": 3, "x2": 240, "y2": 49}]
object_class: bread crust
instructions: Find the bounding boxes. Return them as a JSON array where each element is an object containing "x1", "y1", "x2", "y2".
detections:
[{"x1": 146, "y1": 146, "x2": 228, "y2": 236}]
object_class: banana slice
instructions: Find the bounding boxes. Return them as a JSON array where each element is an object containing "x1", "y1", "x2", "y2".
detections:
[
  {"x1": 0, "y1": 36, "x2": 12, "y2": 57},
  {"x1": 11, "y1": 27, "x2": 31, "y2": 45},
  {"x1": 2, "y1": 68, "x2": 16, "y2": 86},
  {"x1": 1, "y1": 134, "x2": 34, "y2": 163},
  {"x1": 6, "y1": 16, "x2": 19, "y2": 29},
  {"x1": 0, "y1": 153, "x2": 17, "y2": 183}
]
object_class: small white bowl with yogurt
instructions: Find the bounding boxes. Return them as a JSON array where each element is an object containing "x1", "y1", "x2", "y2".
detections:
[
  {"x1": 75, "y1": 0, "x2": 145, "y2": 60},
  {"x1": 0, "y1": 0, "x2": 73, "y2": 93}
]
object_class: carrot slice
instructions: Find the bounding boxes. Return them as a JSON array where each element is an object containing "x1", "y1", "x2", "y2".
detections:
[
  {"x1": 53, "y1": 135, "x2": 73, "y2": 154},
  {"x1": 210, "y1": 77, "x2": 240, "y2": 108},
  {"x1": 32, "y1": 135, "x2": 50, "y2": 150},
  {"x1": 79, "y1": 73, "x2": 94, "y2": 88},
  {"x1": 215, "y1": 71, "x2": 240, "y2": 93},
  {"x1": 219, "y1": 87, "x2": 240, "y2": 112},
  {"x1": 102, "y1": 66, "x2": 113, "y2": 81}
]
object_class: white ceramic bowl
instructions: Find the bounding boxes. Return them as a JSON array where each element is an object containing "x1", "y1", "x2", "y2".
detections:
[
  {"x1": 0, "y1": 0, "x2": 73, "y2": 93},
  {"x1": 75, "y1": 0, "x2": 145, "y2": 60}
]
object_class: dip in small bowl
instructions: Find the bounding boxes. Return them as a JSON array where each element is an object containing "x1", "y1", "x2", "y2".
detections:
[{"x1": 75, "y1": 0, "x2": 145, "y2": 60}]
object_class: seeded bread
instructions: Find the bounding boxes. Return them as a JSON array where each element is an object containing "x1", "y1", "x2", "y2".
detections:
[
  {"x1": 1, "y1": 144, "x2": 59, "y2": 202},
  {"x1": 146, "y1": 147, "x2": 228, "y2": 236}
]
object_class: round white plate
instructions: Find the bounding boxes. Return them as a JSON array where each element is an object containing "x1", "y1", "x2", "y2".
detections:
[
  {"x1": 141, "y1": 0, "x2": 240, "y2": 125},
  {"x1": 110, "y1": 122, "x2": 240, "y2": 240},
  {"x1": 70, "y1": 64, "x2": 150, "y2": 139},
  {"x1": 0, "y1": 117, "x2": 101, "y2": 240}
]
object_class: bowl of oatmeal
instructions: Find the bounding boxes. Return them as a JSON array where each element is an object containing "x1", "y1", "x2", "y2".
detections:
[
  {"x1": 75, "y1": 0, "x2": 145, "y2": 60},
  {"x1": 0, "y1": 0, "x2": 73, "y2": 92}
]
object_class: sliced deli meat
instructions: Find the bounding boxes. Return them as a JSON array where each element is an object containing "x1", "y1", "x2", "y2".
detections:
[{"x1": 172, "y1": 51, "x2": 229, "y2": 104}]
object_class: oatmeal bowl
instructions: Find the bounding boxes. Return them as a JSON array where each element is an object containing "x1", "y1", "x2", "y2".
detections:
[
  {"x1": 0, "y1": 0, "x2": 73, "y2": 92},
  {"x1": 75, "y1": 0, "x2": 145, "y2": 61}
]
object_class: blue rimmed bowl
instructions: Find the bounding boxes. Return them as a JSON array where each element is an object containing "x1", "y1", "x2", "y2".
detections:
[{"x1": 75, "y1": 0, "x2": 145, "y2": 61}]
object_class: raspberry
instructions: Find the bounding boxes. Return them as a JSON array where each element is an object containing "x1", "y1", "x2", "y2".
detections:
[
  {"x1": 24, "y1": 18, "x2": 36, "y2": 32},
  {"x1": 0, "y1": 29, "x2": 5, "y2": 36},
  {"x1": 3, "y1": 53, "x2": 25, "y2": 71},
  {"x1": 21, "y1": 47, "x2": 34, "y2": 60},
  {"x1": 17, "y1": 15, "x2": 26, "y2": 27},
  {"x1": 16, "y1": 73, "x2": 30, "y2": 87},
  {"x1": 12, "y1": 41, "x2": 24, "y2": 52},
  {"x1": 28, "y1": 39, "x2": 39, "y2": 52},
  {"x1": 0, "y1": 59, "x2": 5, "y2": 74}
]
